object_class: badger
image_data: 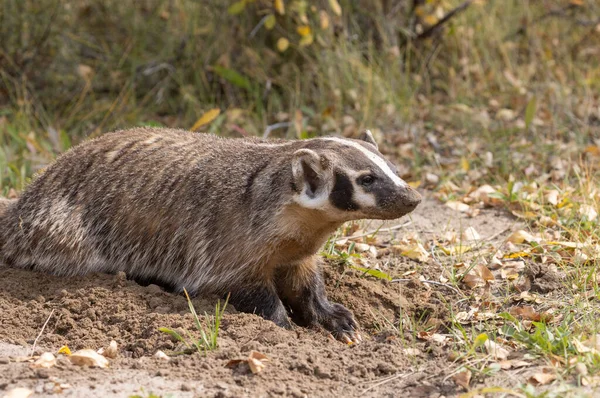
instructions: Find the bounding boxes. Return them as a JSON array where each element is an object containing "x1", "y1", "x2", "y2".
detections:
[{"x1": 0, "y1": 128, "x2": 421, "y2": 343}]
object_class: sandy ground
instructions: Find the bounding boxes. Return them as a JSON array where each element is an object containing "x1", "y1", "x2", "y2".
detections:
[{"x1": 0, "y1": 196, "x2": 520, "y2": 397}]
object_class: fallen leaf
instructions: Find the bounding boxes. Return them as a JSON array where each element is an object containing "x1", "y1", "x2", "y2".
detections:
[
  {"x1": 69, "y1": 349, "x2": 109, "y2": 368},
  {"x1": 453, "y1": 369, "x2": 472, "y2": 389},
  {"x1": 461, "y1": 227, "x2": 481, "y2": 241},
  {"x1": 31, "y1": 352, "x2": 56, "y2": 369},
  {"x1": 328, "y1": 0, "x2": 342, "y2": 16},
  {"x1": 226, "y1": 351, "x2": 269, "y2": 374},
  {"x1": 274, "y1": 0, "x2": 285, "y2": 15},
  {"x1": 528, "y1": 371, "x2": 556, "y2": 385},
  {"x1": 191, "y1": 108, "x2": 221, "y2": 131},
  {"x1": 393, "y1": 243, "x2": 430, "y2": 262},
  {"x1": 98, "y1": 340, "x2": 118, "y2": 359},
  {"x1": 545, "y1": 190, "x2": 559, "y2": 206},
  {"x1": 579, "y1": 204, "x2": 598, "y2": 221},
  {"x1": 154, "y1": 350, "x2": 170, "y2": 361},
  {"x1": 507, "y1": 230, "x2": 536, "y2": 244},
  {"x1": 510, "y1": 305, "x2": 546, "y2": 321},
  {"x1": 484, "y1": 339, "x2": 509, "y2": 360},
  {"x1": 276, "y1": 37, "x2": 289, "y2": 52},
  {"x1": 441, "y1": 244, "x2": 473, "y2": 256},
  {"x1": 2, "y1": 388, "x2": 33, "y2": 398},
  {"x1": 57, "y1": 345, "x2": 71, "y2": 356},
  {"x1": 247, "y1": 351, "x2": 269, "y2": 374},
  {"x1": 446, "y1": 201, "x2": 470, "y2": 212}
]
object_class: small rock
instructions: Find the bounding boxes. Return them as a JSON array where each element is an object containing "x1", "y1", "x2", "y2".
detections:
[{"x1": 153, "y1": 350, "x2": 170, "y2": 361}]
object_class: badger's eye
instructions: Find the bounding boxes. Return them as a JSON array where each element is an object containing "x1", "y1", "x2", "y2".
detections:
[{"x1": 359, "y1": 175, "x2": 376, "y2": 186}]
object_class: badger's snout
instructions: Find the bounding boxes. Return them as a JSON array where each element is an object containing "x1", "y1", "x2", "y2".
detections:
[{"x1": 399, "y1": 185, "x2": 422, "y2": 211}]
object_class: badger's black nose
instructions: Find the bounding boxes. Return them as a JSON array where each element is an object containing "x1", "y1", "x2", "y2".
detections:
[{"x1": 401, "y1": 186, "x2": 422, "y2": 210}]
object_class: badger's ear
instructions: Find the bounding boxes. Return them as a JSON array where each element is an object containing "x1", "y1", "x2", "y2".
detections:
[
  {"x1": 358, "y1": 130, "x2": 378, "y2": 150},
  {"x1": 292, "y1": 149, "x2": 330, "y2": 198}
]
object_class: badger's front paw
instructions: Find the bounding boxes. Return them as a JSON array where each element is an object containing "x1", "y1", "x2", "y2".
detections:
[{"x1": 320, "y1": 303, "x2": 361, "y2": 344}]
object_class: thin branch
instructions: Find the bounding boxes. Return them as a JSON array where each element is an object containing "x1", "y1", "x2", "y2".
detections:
[
  {"x1": 416, "y1": 0, "x2": 473, "y2": 41},
  {"x1": 391, "y1": 278, "x2": 464, "y2": 296},
  {"x1": 361, "y1": 371, "x2": 414, "y2": 393},
  {"x1": 335, "y1": 221, "x2": 413, "y2": 243},
  {"x1": 29, "y1": 309, "x2": 55, "y2": 357}
]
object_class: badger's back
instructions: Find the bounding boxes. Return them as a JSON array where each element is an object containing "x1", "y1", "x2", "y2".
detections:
[{"x1": 0, "y1": 128, "x2": 301, "y2": 293}]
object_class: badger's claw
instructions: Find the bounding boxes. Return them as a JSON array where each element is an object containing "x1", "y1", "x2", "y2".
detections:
[{"x1": 320, "y1": 303, "x2": 361, "y2": 344}]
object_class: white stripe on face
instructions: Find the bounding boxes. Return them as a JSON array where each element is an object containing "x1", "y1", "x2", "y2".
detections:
[{"x1": 321, "y1": 137, "x2": 407, "y2": 187}]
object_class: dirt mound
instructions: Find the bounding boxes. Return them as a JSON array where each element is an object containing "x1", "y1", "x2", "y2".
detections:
[{"x1": 0, "y1": 197, "x2": 517, "y2": 397}]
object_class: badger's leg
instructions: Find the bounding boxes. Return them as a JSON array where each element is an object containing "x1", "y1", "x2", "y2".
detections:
[
  {"x1": 275, "y1": 256, "x2": 361, "y2": 343},
  {"x1": 227, "y1": 284, "x2": 292, "y2": 329}
]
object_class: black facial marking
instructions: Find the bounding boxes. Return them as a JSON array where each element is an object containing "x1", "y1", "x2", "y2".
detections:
[{"x1": 330, "y1": 171, "x2": 359, "y2": 211}]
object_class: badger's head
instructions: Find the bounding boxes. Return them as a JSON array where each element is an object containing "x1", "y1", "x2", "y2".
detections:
[{"x1": 291, "y1": 130, "x2": 421, "y2": 221}]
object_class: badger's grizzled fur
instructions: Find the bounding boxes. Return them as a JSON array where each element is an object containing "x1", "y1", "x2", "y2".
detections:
[{"x1": 0, "y1": 128, "x2": 421, "y2": 343}]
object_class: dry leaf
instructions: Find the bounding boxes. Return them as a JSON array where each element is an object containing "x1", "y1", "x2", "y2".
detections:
[
  {"x1": 191, "y1": 108, "x2": 221, "y2": 131},
  {"x1": 69, "y1": 349, "x2": 109, "y2": 368},
  {"x1": 2, "y1": 388, "x2": 33, "y2": 398},
  {"x1": 484, "y1": 340, "x2": 509, "y2": 360},
  {"x1": 476, "y1": 264, "x2": 494, "y2": 283},
  {"x1": 446, "y1": 201, "x2": 470, "y2": 212},
  {"x1": 393, "y1": 242, "x2": 429, "y2": 262},
  {"x1": 507, "y1": 230, "x2": 536, "y2": 244},
  {"x1": 276, "y1": 37, "x2": 289, "y2": 52},
  {"x1": 509, "y1": 305, "x2": 548, "y2": 321},
  {"x1": 274, "y1": 0, "x2": 285, "y2": 15},
  {"x1": 154, "y1": 350, "x2": 170, "y2": 361},
  {"x1": 453, "y1": 369, "x2": 472, "y2": 390},
  {"x1": 545, "y1": 190, "x2": 559, "y2": 206},
  {"x1": 579, "y1": 204, "x2": 598, "y2": 221},
  {"x1": 328, "y1": 0, "x2": 342, "y2": 16},
  {"x1": 226, "y1": 351, "x2": 269, "y2": 374},
  {"x1": 31, "y1": 352, "x2": 57, "y2": 369},
  {"x1": 247, "y1": 351, "x2": 269, "y2": 374},
  {"x1": 461, "y1": 227, "x2": 481, "y2": 241},
  {"x1": 441, "y1": 244, "x2": 472, "y2": 256},
  {"x1": 528, "y1": 371, "x2": 556, "y2": 385},
  {"x1": 98, "y1": 340, "x2": 118, "y2": 359}
]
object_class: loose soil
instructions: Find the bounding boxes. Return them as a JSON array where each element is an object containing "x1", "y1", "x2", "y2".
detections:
[{"x1": 0, "y1": 196, "x2": 522, "y2": 397}]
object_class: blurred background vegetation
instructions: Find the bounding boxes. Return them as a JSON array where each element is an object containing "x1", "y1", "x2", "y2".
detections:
[{"x1": 1, "y1": 0, "x2": 599, "y2": 194}]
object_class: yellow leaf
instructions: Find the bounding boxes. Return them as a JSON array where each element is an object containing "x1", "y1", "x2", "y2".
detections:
[
  {"x1": 423, "y1": 14, "x2": 439, "y2": 26},
  {"x1": 319, "y1": 10, "x2": 330, "y2": 29},
  {"x1": 297, "y1": 25, "x2": 311, "y2": 36},
  {"x1": 58, "y1": 345, "x2": 72, "y2": 355},
  {"x1": 440, "y1": 244, "x2": 472, "y2": 255},
  {"x1": 299, "y1": 33, "x2": 313, "y2": 47},
  {"x1": 191, "y1": 108, "x2": 221, "y2": 131},
  {"x1": 276, "y1": 37, "x2": 289, "y2": 52},
  {"x1": 227, "y1": 1, "x2": 246, "y2": 15},
  {"x1": 274, "y1": 0, "x2": 285, "y2": 15},
  {"x1": 503, "y1": 251, "x2": 531, "y2": 259},
  {"x1": 460, "y1": 156, "x2": 469, "y2": 172},
  {"x1": 264, "y1": 14, "x2": 276, "y2": 30},
  {"x1": 507, "y1": 230, "x2": 536, "y2": 244},
  {"x1": 328, "y1": 0, "x2": 342, "y2": 16}
]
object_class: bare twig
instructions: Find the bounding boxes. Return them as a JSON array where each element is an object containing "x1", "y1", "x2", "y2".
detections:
[
  {"x1": 335, "y1": 221, "x2": 413, "y2": 243},
  {"x1": 29, "y1": 309, "x2": 55, "y2": 357},
  {"x1": 362, "y1": 371, "x2": 414, "y2": 393},
  {"x1": 484, "y1": 226, "x2": 512, "y2": 242},
  {"x1": 416, "y1": 0, "x2": 473, "y2": 40},
  {"x1": 263, "y1": 122, "x2": 291, "y2": 138},
  {"x1": 391, "y1": 278, "x2": 464, "y2": 296}
]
